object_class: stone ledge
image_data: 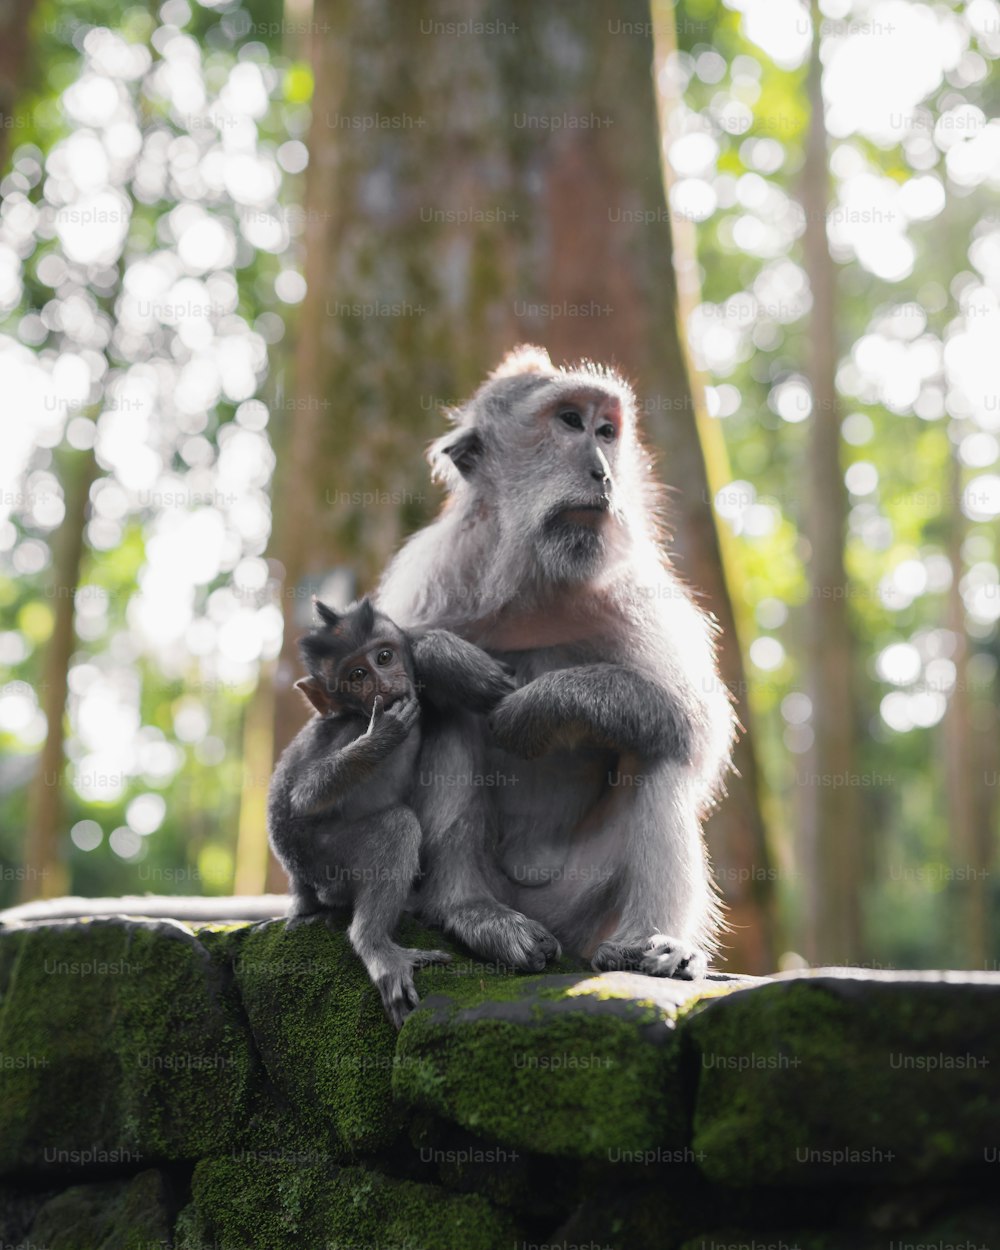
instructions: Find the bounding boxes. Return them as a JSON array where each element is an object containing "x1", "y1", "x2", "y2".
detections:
[{"x1": 1, "y1": 904, "x2": 999, "y2": 1248}]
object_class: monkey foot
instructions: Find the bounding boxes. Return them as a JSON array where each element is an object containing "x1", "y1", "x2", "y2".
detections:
[
  {"x1": 377, "y1": 966, "x2": 422, "y2": 1030},
  {"x1": 639, "y1": 934, "x2": 707, "y2": 980},
  {"x1": 591, "y1": 935, "x2": 706, "y2": 979},
  {"x1": 246, "y1": 914, "x2": 315, "y2": 936},
  {"x1": 376, "y1": 950, "x2": 451, "y2": 1029},
  {"x1": 280, "y1": 911, "x2": 328, "y2": 933},
  {"x1": 446, "y1": 904, "x2": 561, "y2": 972},
  {"x1": 590, "y1": 940, "x2": 646, "y2": 973}
]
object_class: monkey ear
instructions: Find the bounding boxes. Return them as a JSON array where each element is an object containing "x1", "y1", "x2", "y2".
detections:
[
  {"x1": 490, "y1": 344, "x2": 553, "y2": 379},
  {"x1": 355, "y1": 596, "x2": 376, "y2": 634},
  {"x1": 437, "y1": 428, "x2": 483, "y2": 480},
  {"x1": 313, "y1": 598, "x2": 340, "y2": 628},
  {"x1": 295, "y1": 676, "x2": 333, "y2": 715}
]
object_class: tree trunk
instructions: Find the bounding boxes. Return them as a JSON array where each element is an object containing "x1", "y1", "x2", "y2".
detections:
[
  {"x1": 233, "y1": 661, "x2": 276, "y2": 895},
  {"x1": 0, "y1": 0, "x2": 35, "y2": 174},
  {"x1": 801, "y1": 3, "x2": 861, "y2": 964},
  {"x1": 20, "y1": 450, "x2": 96, "y2": 902},
  {"x1": 944, "y1": 448, "x2": 989, "y2": 966},
  {"x1": 650, "y1": 0, "x2": 776, "y2": 972},
  {"x1": 265, "y1": 0, "x2": 776, "y2": 965}
]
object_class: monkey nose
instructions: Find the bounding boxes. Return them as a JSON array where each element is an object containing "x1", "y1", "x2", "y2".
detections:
[{"x1": 591, "y1": 467, "x2": 610, "y2": 483}]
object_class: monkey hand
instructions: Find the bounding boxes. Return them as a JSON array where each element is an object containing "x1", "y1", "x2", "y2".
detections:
[
  {"x1": 367, "y1": 693, "x2": 416, "y2": 730},
  {"x1": 365, "y1": 695, "x2": 386, "y2": 736},
  {"x1": 411, "y1": 630, "x2": 516, "y2": 712},
  {"x1": 487, "y1": 687, "x2": 558, "y2": 759},
  {"x1": 458, "y1": 653, "x2": 517, "y2": 713},
  {"x1": 384, "y1": 694, "x2": 420, "y2": 735},
  {"x1": 377, "y1": 948, "x2": 451, "y2": 1029}
]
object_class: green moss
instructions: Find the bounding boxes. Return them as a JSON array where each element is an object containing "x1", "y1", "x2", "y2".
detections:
[
  {"x1": 684, "y1": 974, "x2": 1000, "y2": 1185},
  {"x1": 394, "y1": 972, "x2": 693, "y2": 1159},
  {"x1": 175, "y1": 1157, "x2": 520, "y2": 1250},
  {"x1": 226, "y1": 918, "x2": 407, "y2": 1153},
  {"x1": 0, "y1": 920, "x2": 260, "y2": 1173}
]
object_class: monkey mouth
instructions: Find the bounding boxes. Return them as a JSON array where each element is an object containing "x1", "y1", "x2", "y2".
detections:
[{"x1": 555, "y1": 501, "x2": 611, "y2": 528}]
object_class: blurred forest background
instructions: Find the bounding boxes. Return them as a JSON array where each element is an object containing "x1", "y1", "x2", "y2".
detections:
[{"x1": 2, "y1": 0, "x2": 1000, "y2": 975}]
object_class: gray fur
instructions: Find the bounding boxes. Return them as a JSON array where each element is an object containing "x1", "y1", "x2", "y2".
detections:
[
  {"x1": 268, "y1": 599, "x2": 512, "y2": 1026},
  {"x1": 377, "y1": 345, "x2": 736, "y2": 978}
]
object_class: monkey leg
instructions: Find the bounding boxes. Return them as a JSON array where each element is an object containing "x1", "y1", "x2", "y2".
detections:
[
  {"x1": 417, "y1": 825, "x2": 563, "y2": 972},
  {"x1": 343, "y1": 807, "x2": 451, "y2": 1029},
  {"x1": 412, "y1": 716, "x2": 561, "y2": 972},
  {"x1": 588, "y1": 763, "x2": 717, "y2": 981},
  {"x1": 286, "y1": 879, "x2": 323, "y2": 918}
]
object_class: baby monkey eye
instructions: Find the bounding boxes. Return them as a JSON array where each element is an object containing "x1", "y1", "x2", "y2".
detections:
[
  {"x1": 349, "y1": 667, "x2": 367, "y2": 682},
  {"x1": 597, "y1": 422, "x2": 616, "y2": 441},
  {"x1": 558, "y1": 409, "x2": 584, "y2": 430},
  {"x1": 376, "y1": 649, "x2": 393, "y2": 666}
]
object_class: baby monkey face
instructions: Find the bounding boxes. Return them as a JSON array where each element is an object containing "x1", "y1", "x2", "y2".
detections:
[{"x1": 330, "y1": 640, "x2": 412, "y2": 715}]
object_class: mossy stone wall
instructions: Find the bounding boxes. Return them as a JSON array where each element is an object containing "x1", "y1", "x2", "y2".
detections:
[{"x1": 1, "y1": 912, "x2": 999, "y2": 1248}]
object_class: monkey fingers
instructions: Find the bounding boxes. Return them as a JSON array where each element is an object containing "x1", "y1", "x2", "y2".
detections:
[
  {"x1": 590, "y1": 940, "x2": 648, "y2": 973},
  {"x1": 280, "y1": 913, "x2": 324, "y2": 934},
  {"x1": 385, "y1": 696, "x2": 420, "y2": 732},
  {"x1": 400, "y1": 947, "x2": 452, "y2": 967},
  {"x1": 377, "y1": 965, "x2": 422, "y2": 1030},
  {"x1": 445, "y1": 903, "x2": 561, "y2": 971},
  {"x1": 638, "y1": 934, "x2": 708, "y2": 981}
]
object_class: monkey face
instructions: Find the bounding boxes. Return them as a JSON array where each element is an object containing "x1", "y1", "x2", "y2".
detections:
[
  {"x1": 425, "y1": 347, "x2": 644, "y2": 591},
  {"x1": 297, "y1": 599, "x2": 416, "y2": 719},
  {"x1": 522, "y1": 385, "x2": 624, "y2": 581},
  {"x1": 333, "y1": 639, "x2": 414, "y2": 716},
  {"x1": 541, "y1": 386, "x2": 619, "y2": 510}
]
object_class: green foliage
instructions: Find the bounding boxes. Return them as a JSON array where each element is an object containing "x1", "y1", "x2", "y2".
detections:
[
  {"x1": 673, "y1": 0, "x2": 1000, "y2": 967},
  {"x1": 1, "y1": 0, "x2": 999, "y2": 973}
]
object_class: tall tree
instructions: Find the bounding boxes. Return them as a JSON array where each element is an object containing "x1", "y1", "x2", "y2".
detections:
[
  {"x1": 20, "y1": 449, "x2": 95, "y2": 901},
  {"x1": 801, "y1": 3, "x2": 861, "y2": 964},
  {"x1": 943, "y1": 448, "x2": 991, "y2": 967},
  {"x1": 266, "y1": 0, "x2": 776, "y2": 967},
  {"x1": 651, "y1": 0, "x2": 776, "y2": 971},
  {"x1": 0, "y1": 0, "x2": 35, "y2": 174}
]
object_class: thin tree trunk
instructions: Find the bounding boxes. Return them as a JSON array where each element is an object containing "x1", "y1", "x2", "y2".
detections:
[
  {"x1": 944, "y1": 448, "x2": 989, "y2": 966},
  {"x1": 650, "y1": 0, "x2": 776, "y2": 972},
  {"x1": 20, "y1": 450, "x2": 96, "y2": 902},
  {"x1": 263, "y1": 10, "x2": 351, "y2": 890},
  {"x1": 801, "y1": 3, "x2": 861, "y2": 964},
  {"x1": 0, "y1": 0, "x2": 35, "y2": 174},
  {"x1": 266, "y1": 0, "x2": 776, "y2": 965},
  {"x1": 233, "y1": 660, "x2": 276, "y2": 894}
]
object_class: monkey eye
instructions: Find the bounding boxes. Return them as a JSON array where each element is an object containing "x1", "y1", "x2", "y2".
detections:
[
  {"x1": 348, "y1": 667, "x2": 367, "y2": 682},
  {"x1": 558, "y1": 409, "x2": 584, "y2": 431},
  {"x1": 376, "y1": 649, "x2": 393, "y2": 666},
  {"x1": 597, "y1": 423, "x2": 616, "y2": 442}
]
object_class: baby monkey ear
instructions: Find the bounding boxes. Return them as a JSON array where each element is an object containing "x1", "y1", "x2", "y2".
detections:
[
  {"x1": 295, "y1": 676, "x2": 333, "y2": 715},
  {"x1": 313, "y1": 598, "x2": 340, "y2": 628}
]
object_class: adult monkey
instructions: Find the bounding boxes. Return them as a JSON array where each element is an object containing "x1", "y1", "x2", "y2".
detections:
[{"x1": 378, "y1": 346, "x2": 736, "y2": 979}]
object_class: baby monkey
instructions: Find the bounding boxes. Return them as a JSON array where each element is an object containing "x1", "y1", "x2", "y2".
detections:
[{"x1": 268, "y1": 596, "x2": 512, "y2": 1027}]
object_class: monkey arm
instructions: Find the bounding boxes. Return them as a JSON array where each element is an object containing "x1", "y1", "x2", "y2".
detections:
[
  {"x1": 411, "y1": 630, "x2": 515, "y2": 713},
  {"x1": 288, "y1": 713, "x2": 415, "y2": 817},
  {"x1": 487, "y1": 664, "x2": 694, "y2": 762},
  {"x1": 288, "y1": 740, "x2": 383, "y2": 816}
]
